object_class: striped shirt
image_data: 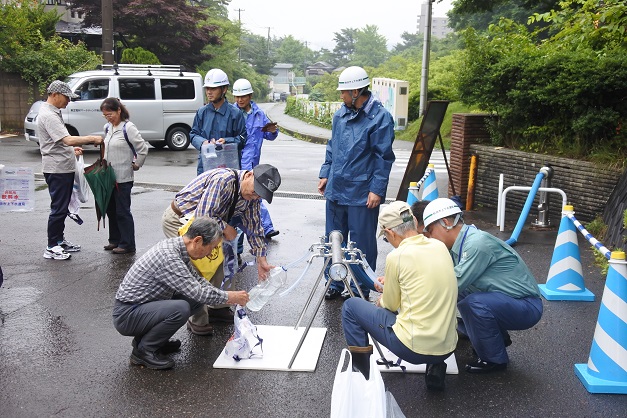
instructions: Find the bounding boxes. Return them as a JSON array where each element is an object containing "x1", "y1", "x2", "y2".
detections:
[
  {"x1": 174, "y1": 168, "x2": 266, "y2": 256},
  {"x1": 115, "y1": 237, "x2": 228, "y2": 305}
]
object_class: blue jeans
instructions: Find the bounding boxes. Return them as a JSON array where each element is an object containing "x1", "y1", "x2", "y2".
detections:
[
  {"x1": 457, "y1": 291, "x2": 543, "y2": 364},
  {"x1": 44, "y1": 172, "x2": 74, "y2": 247},
  {"x1": 325, "y1": 200, "x2": 379, "y2": 294},
  {"x1": 112, "y1": 294, "x2": 203, "y2": 353},
  {"x1": 106, "y1": 181, "x2": 135, "y2": 250},
  {"x1": 342, "y1": 298, "x2": 452, "y2": 365}
]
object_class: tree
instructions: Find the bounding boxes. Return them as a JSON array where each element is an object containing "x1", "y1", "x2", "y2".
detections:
[
  {"x1": 241, "y1": 32, "x2": 275, "y2": 75},
  {"x1": 351, "y1": 25, "x2": 388, "y2": 68},
  {"x1": 391, "y1": 32, "x2": 423, "y2": 54},
  {"x1": 275, "y1": 35, "x2": 308, "y2": 68},
  {"x1": 0, "y1": 1, "x2": 100, "y2": 89},
  {"x1": 448, "y1": 0, "x2": 558, "y2": 31},
  {"x1": 70, "y1": 0, "x2": 221, "y2": 69},
  {"x1": 120, "y1": 47, "x2": 160, "y2": 64},
  {"x1": 332, "y1": 28, "x2": 357, "y2": 66}
]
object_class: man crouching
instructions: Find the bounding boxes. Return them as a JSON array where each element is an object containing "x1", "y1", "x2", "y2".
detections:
[{"x1": 112, "y1": 216, "x2": 249, "y2": 369}]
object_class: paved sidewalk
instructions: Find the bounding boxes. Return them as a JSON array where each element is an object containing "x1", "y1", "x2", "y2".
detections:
[{"x1": 264, "y1": 102, "x2": 332, "y2": 144}]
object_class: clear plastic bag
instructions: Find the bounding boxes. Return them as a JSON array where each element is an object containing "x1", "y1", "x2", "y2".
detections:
[{"x1": 224, "y1": 305, "x2": 263, "y2": 361}]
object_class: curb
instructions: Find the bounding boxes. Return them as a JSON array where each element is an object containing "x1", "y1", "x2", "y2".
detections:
[{"x1": 277, "y1": 124, "x2": 328, "y2": 145}]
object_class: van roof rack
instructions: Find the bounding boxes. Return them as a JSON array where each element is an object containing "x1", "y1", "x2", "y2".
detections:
[{"x1": 97, "y1": 64, "x2": 186, "y2": 76}]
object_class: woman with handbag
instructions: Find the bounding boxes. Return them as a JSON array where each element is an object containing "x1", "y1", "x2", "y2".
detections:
[{"x1": 100, "y1": 98, "x2": 149, "y2": 254}]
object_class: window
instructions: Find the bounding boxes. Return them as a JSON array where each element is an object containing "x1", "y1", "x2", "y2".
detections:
[
  {"x1": 119, "y1": 79, "x2": 156, "y2": 100},
  {"x1": 74, "y1": 79, "x2": 109, "y2": 101},
  {"x1": 160, "y1": 79, "x2": 196, "y2": 100},
  {"x1": 400, "y1": 87, "x2": 408, "y2": 95}
]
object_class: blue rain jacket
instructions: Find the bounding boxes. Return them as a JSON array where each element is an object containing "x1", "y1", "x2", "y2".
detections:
[
  {"x1": 190, "y1": 99, "x2": 247, "y2": 174},
  {"x1": 319, "y1": 95, "x2": 395, "y2": 205},
  {"x1": 233, "y1": 101, "x2": 279, "y2": 170}
]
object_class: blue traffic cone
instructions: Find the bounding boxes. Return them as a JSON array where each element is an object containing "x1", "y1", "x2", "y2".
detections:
[
  {"x1": 407, "y1": 181, "x2": 420, "y2": 206},
  {"x1": 539, "y1": 205, "x2": 594, "y2": 301},
  {"x1": 422, "y1": 164, "x2": 438, "y2": 201},
  {"x1": 574, "y1": 251, "x2": 627, "y2": 394}
]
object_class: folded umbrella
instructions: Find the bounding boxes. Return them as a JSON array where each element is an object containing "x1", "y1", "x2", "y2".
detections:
[{"x1": 84, "y1": 144, "x2": 116, "y2": 230}]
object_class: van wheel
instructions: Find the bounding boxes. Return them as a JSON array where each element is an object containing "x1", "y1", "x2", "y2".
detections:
[
  {"x1": 166, "y1": 126, "x2": 190, "y2": 151},
  {"x1": 148, "y1": 141, "x2": 167, "y2": 149}
]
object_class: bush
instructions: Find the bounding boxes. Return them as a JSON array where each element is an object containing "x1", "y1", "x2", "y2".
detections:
[{"x1": 120, "y1": 47, "x2": 161, "y2": 65}]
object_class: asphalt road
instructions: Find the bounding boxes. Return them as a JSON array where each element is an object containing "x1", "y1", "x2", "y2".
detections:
[{"x1": 0, "y1": 112, "x2": 625, "y2": 417}]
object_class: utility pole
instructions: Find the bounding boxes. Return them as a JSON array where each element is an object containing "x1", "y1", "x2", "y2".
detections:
[
  {"x1": 235, "y1": 8, "x2": 245, "y2": 61},
  {"x1": 419, "y1": 0, "x2": 433, "y2": 116},
  {"x1": 266, "y1": 27, "x2": 271, "y2": 53},
  {"x1": 102, "y1": 0, "x2": 114, "y2": 64}
]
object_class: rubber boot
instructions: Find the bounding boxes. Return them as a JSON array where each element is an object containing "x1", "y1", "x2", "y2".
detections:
[
  {"x1": 425, "y1": 362, "x2": 447, "y2": 391},
  {"x1": 348, "y1": 345, "x2": 373, "y2": 380}
]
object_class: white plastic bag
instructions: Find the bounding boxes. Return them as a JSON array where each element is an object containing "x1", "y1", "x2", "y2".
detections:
[
  {"x1": 224, "y1": 305, "x2": 263, "y2": 361},
  {"x1": 330, "y1": 349, "x2": 386, "y2": 418},
  {"x1": 385, "y1": 390, "x2": 406, "y2": 418},
  {"x1": 74, "y1": 155, "x2": 90, "y2": 203}
]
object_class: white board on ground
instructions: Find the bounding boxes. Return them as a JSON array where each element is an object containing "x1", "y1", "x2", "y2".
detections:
[{"x1": 213, "y1": 325, "x2": 327, "y2": 372}]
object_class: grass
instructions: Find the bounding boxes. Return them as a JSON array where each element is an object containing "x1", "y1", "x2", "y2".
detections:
[{"x1": 394, "y1": 102, "x2": 479, "y2": 149}]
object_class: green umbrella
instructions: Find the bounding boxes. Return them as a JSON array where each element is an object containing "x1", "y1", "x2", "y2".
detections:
[{"x1": 84, "y1": 144, "x2": 116, "y2": 230}]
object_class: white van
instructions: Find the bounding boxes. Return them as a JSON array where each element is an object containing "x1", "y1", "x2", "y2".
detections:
[{"x1": 24, "y1": 64, "x2": 204, "y2": 150}]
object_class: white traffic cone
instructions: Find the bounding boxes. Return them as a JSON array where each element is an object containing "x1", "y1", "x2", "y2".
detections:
[
  {"x1": 421, "y1": 164, "x2": 438, "y2": 201},
  {"x1": 574, "y1": 251, "x2": 627, "y2": 393},
  {"x1": 539, "y1": 205, "x2": 594, "y2": 301}
]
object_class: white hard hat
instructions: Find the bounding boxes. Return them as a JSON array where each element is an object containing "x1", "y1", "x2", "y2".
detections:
[
  {"x1": 423, "y1": 198, "x2": 463, "y2": 228},
  {"x1": 232, "y1": 78, "x2": 254, "y2": 96},
  {"x1": 336, "y1": 66, "x2": 370, "y2": 91},
  {"x1": 203, "y1": 68, "x2": 230, "y2": 88}
]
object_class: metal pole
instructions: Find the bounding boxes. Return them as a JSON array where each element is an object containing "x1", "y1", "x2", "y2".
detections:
[
  {"x1": 419, "y1": 0, "x2": 433, "y2": 116},
  {"x1": 101, "y1": 0, "x2": 114, "y2": 64}
]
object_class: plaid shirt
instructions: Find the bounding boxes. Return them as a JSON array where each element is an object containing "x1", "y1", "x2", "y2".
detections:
[
  {"x1": 174, "y1": 169, "x2": 267, "y2": 257},
  {"x1": 115, "y1": 237, "x2": 228, "y2": 305}
]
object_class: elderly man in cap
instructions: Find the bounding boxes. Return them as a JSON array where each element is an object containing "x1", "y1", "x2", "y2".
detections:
[
  {"x1": 113, "y1": 216, "x2": 250, "y2": 370},
  {"x1": 38, "y1": 80, "x2": 103, "y2": 260},
  {"x1": 161, "y1": 164, "x2": 281, "y2": 334},
  {"x1": 341, "y1": 201, "x2": 458, "y2": 391}
]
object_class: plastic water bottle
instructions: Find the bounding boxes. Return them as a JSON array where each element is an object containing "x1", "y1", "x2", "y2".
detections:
[
  {"x1": 201, "y1": 142, "x2": 218, "y2": 172},
  {"x1": 246, "y1": 266, "x2": 287, "y2": 311}
]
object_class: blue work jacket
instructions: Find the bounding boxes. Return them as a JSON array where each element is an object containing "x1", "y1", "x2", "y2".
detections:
[
  {"x1": 319, "y1": 95, "x2": 395, "y2": 205},
  {"x1": 233, "y1": 101, "x2": 279, "y2": 170},
  {"x1": 190, "y1": 99, "x2": 247, "y2": 174}
]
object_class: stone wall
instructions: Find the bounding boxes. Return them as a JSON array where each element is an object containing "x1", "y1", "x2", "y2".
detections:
[
  {"x1": 0, "y1": 71, "x2": 41, "y2": 131},
  {"x1": 469, "y1": 145, "x2": 621, "y2": 223}
]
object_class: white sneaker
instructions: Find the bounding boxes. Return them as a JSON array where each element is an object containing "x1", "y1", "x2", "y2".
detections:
[
  {"x1": 58, "y1": 239, "x2": 81, "y2": 252},
  {"x1": 43, "y1": 245, "x2": 71, "y2": 260}
]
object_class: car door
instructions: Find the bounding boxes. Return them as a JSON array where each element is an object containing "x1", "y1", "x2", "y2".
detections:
[{"x1": 117, "y1": 77, "x2": 162, "y2": 139}]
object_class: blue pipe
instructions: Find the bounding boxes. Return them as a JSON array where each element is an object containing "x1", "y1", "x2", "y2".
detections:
[{"x1": 505, "y1": 170, "x2": 547, "y2": 246}]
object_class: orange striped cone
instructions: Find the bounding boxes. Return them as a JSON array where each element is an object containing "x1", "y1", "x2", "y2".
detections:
[
  {"x1": 574, "y1": 251, "x2": 627, "y2": 393},
  {"x1": 539, "y1": 206, "x2": 594, "y2": 301}
]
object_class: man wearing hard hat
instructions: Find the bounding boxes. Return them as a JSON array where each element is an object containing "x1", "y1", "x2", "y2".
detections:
[
  {"x1": 318, "y1": 66, "x2": 396, "y2": 301},
  {"x1": 422, "y1": 198, "x2": 543, "y2": 374},
  {"x1": 232, "y1": 78, "x2": 280, "y2": 240},
  {"x1": 190, "y1": 68, "x2": 247, "y2": 176}
]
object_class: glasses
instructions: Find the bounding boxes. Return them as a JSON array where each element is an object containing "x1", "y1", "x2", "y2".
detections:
[{"x1": 381, "y1": 228, "x2": 390, "y2": 243}]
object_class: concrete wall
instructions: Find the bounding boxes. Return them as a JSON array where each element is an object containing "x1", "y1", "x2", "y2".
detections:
[{"x1": 0, "y1": 71, "x2": 42, "y2": 131}]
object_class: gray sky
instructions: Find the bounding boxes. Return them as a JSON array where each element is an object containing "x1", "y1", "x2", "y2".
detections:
[{"x1": 229, "y1": 0, "x2": 454, "y2": 51}]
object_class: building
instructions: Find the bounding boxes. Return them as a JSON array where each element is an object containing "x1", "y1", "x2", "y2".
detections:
[
  {"x1": 270, "y1": 63, "x2": 306, "y2": 97},
  {"x1": 305, "y1": 61, "x2": 334, "y2": 77},
  {"x1": 417, "y1": 1, "x2": 453, "y2": 39}
]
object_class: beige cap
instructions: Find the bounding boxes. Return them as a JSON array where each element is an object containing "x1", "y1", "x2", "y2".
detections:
[{"x1": 378, "y1": 201, "x2": 414, "y2": 237}]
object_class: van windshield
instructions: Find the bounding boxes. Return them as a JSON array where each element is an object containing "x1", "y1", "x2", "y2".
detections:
[{"x1": 65, "y1": 77, "x2": 81, "y2": 90}]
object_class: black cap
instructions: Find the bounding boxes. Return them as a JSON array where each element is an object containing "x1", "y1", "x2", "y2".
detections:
[{"x1": 253, "y1": 164, "x2": 281, "y2": 203}]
